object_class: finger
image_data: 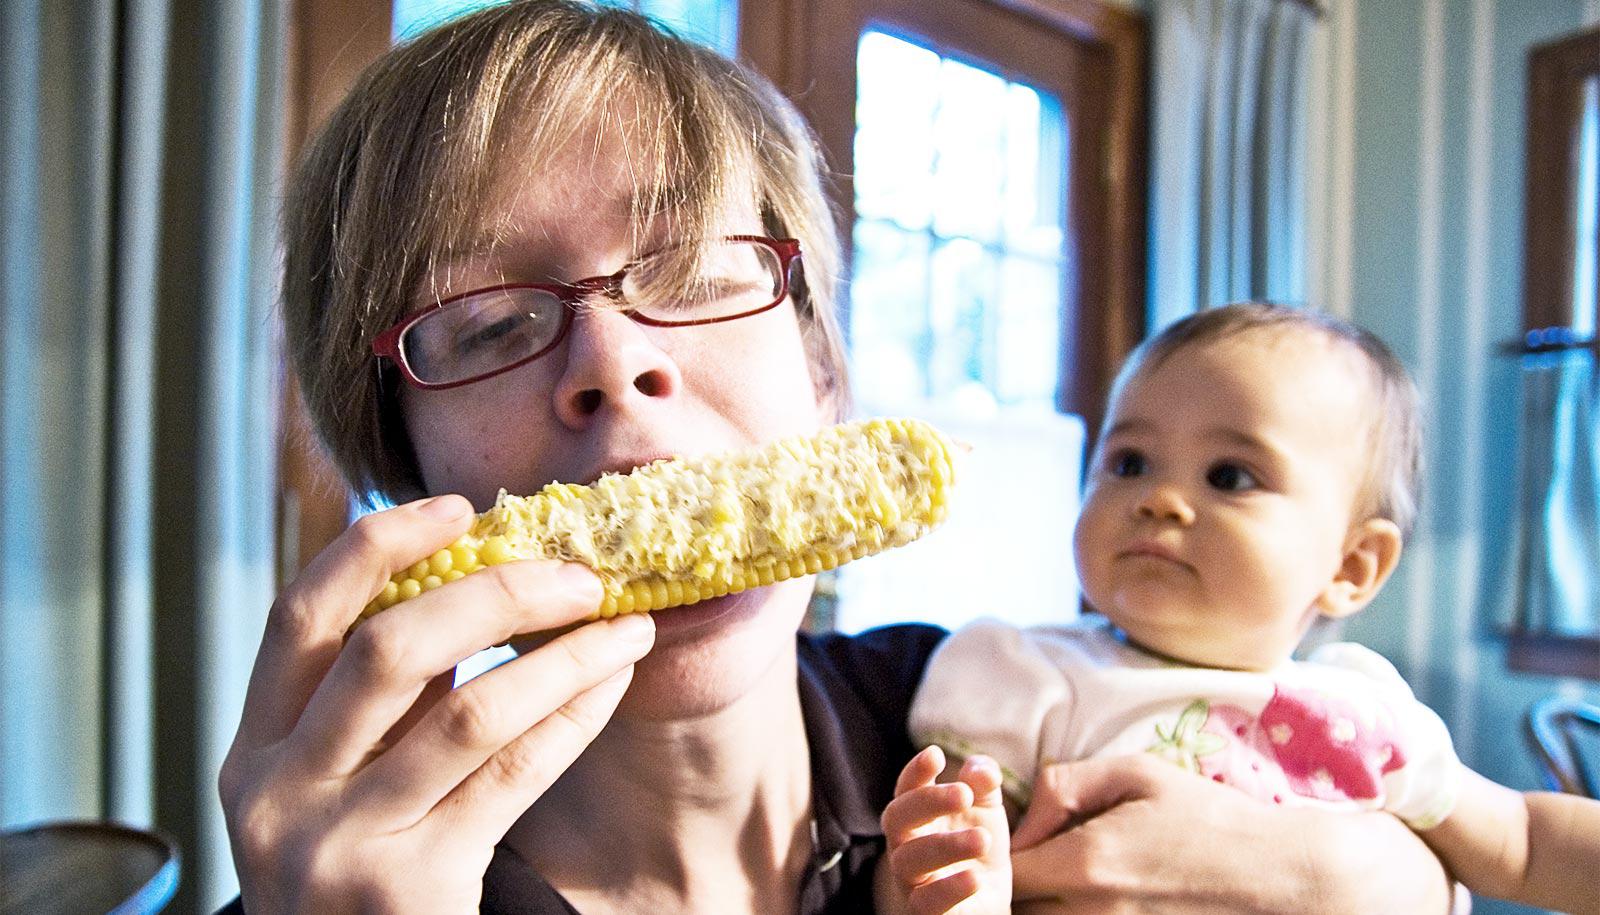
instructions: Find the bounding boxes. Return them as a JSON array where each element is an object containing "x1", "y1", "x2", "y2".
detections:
[
  {"x1": 288, "y1": 558, "x2": 604, "y2": 776},
  {"x1": 234, "y1": 496, "x2": 475, "y2": 750},
  {"x1": 907, "y1": 868, "x2": 980, "y2": 914},
  {"x1": 895, "y1": 744, "x2": 946, "y2": 796},
  {"x1": 958, "y1": 755, "x2": 1004, "y2": 808},
  {"x1": 436, "y1": 658, "x2": 638, "y2": 841},
  {"x1": 380, "y1": 670, "x2": 455, "y2": 750},
  {"x1": 891, "y1": 828, "x2": 989, "y2": 886},
  {"x1": 1011, "y1": 755, "x2": 1161, "y2": 851},
  {"x1": 347, "y1": 612, "x2": 654, "y2": 821},
  {"x1": 882, "y1": 782, "x2": 974, "y2": 841}
]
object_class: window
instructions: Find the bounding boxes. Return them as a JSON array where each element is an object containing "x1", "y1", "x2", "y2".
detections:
[
  {"x1": 1509, "y1": 26, "x2": 1600, "y2": 679},
  {"x1": 393, "y1": 0, "x2": 738, "y2": 53},
  {"x1": 850, "y1": 30, "x2": 1066, "y2": 412},
  {"x1": 743, "y1": 0, "x2": 1145, "y2": 633},
  {"x1": 834, "y1": 28, "x2": 1085, "y2": 634}
]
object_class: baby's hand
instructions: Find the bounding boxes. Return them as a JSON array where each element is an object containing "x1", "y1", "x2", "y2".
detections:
[{"x1": 880, "y1": 744, "x2": 1012, "y2": 915}]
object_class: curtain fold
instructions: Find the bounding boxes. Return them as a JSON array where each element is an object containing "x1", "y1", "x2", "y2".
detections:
[
  {"x1": 1, "y1": 0, "x2": 284, "y2": 909},
  {"x1": 1148, "y1": 0, "x2": 1315, "y2": 330}
]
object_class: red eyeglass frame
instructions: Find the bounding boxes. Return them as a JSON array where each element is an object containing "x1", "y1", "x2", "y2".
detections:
[{"x1": 372, "y1": 235, "x2": 802, "y2": 390}]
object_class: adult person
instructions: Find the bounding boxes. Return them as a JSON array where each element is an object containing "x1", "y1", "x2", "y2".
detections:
[{"x1": 218, "y1": 2, "x2": 1458, "y2": 911}]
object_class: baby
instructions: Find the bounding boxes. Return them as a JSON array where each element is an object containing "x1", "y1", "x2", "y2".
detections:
[{"x1": 878, "y1": 303, "x2": 1600, "y2": 915}]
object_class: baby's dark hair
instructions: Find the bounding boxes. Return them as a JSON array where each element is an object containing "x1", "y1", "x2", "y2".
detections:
[{"x1": 1113, "y1": 302, "x2": 1422, "y2": 537}]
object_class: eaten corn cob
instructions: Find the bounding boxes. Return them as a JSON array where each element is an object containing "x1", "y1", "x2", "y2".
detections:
[{"x1": 358, "y1": 417, "x2": 958, "y2": 624}]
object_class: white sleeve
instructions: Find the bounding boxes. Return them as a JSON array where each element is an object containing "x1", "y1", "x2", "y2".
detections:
[
  {"x1": 908, "y1": 619, "x2": 1073, "y2": 806},
  {"x1": 1306, "y1": 642, "x2": 1463, "y2": 830}
]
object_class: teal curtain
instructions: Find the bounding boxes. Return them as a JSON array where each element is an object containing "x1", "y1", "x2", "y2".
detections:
[
  {"x1": 1147, "y1": 0, "x2": 1316, "y2": 328},
  {"x1": 0, "y1": 0, "x2": 284, "y2": 909},
  {"x1": 1514, "y1": 346, "x2": 1600, "y2": 637}
]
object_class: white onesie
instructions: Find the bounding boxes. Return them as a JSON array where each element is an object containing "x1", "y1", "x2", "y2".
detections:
[{"x1": 908, "y1": 616, "x2": 1461, "y2": 829}]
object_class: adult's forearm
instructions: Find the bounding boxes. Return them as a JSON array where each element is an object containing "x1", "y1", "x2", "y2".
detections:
[{"x1": 1304, "y1": 807, "x2": 1455, "y2": 913}]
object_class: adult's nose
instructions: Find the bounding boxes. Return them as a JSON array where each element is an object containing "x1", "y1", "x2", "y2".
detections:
[{"x1": 551, "y1": 309, "x2": 681, "y2": 428}]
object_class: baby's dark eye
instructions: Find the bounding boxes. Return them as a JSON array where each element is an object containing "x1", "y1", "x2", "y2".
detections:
[
  {"x1": 1107, "y1": 449, "x2": 1146, "y2": 478},
  {"x1": 1206, "y1": 462, "x2": 1257, "y2": 492}
]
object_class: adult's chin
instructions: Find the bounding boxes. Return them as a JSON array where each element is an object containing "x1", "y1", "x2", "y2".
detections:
[{"x1": 613, "y1": 579, "x2": 811, "y2": 720}]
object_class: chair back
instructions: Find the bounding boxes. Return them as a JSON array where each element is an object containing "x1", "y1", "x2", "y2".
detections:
[
  {"x1": 0, "y1": 820, "x2": 179, "y2": 914},
  {"x1": 1525, "y1": 696, "x2": 1600, "y2": 798}
]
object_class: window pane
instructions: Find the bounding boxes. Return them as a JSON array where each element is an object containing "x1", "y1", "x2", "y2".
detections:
[
  {"x1": 850, "y1": 220, "x2": 932, "y2": 403},
  {"x1": 854, "y1": 32, "x2": 940, "y2": 229},
  {"x1": 393, "y1": 0, "x2": 738, "y2": 54},
  {"x1": 994, "y1": 254, "x2": 1062, "y2": 408},
  {"x1": 850, "y1": 28, "x2": 1066, "y2": 412},
  {"x1": 1573, "y1": 75, "x2": 1599, "y2": 338},
  {"x1": 393, "y1": 0, "x2": 504, "y2": 39},
  {"x1": 926, "y1": 237, "x2": 993, "y2": 403},
  {"x1": 931, "y1": 58, "x2": 1008, "y2": 243},
  {"x1": 634, "y1": 0, "x2": 739, "y2": 55},
  {"x1": 842, "y1": 29, "x2": 1077, "y2": 636}
]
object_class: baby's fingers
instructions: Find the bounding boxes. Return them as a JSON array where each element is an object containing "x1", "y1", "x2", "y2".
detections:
[
  {"x1": 883, "y1": 782, "x2": 974, "y2": 842},
  {"x1": 957, "y1": 755, "x2": 1004, "y2": 808},
  {"x1": 891, "y1": 828, "x2": 990, "y2": 887},
  {"x1": 907, "y1": 869, "x2": 981, "y2": 915},
  {"x1": 895, "y1": 745, "x2": 947, "y2": 797}
]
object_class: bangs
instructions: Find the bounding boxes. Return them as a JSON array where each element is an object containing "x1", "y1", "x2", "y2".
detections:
[{"x1": 391, "y1": 10, "x2": 761, "y2": 313}]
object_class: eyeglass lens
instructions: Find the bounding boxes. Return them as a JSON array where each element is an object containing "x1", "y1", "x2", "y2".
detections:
[{"x1": 400, "y1": 239, "x2": 785, "y2": 385}]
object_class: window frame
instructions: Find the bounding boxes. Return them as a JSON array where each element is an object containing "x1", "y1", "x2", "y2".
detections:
[
  {"x1": 1511, "y1": 25, "x2": 1600, "y2": 680},
  {"x1": 742, "y1": 0, "x2": 1145, "y2": 438}
]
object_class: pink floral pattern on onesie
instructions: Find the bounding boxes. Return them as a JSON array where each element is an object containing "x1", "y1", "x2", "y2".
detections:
[{"x1": 1147, "y1": 685, "x2": 1407, "y2": 807}]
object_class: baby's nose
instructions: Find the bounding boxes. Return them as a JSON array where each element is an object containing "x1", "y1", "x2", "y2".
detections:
[{"x1": 1136, "y1": 484, "x2": 1196, "y2": 525}]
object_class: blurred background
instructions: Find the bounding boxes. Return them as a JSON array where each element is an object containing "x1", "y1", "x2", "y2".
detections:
[{"x1": 3, "y1": 0, "x2": 1599, "y2": 910}]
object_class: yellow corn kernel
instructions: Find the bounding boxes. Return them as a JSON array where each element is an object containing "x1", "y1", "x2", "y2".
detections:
[
  {"x1": 358, "y1": 417, "x2": 958, "y2": 627},
  {"x1": 427, "y1": 549, "x2": 453, "y2": 577}
]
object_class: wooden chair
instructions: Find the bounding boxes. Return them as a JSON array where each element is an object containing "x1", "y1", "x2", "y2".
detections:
[
  {"x1": 0, "y1": 821, "x2": 179, "y2": 914},
  {"x1": 1524, "y1": 696, "x2": 1600, "y2": 798}
]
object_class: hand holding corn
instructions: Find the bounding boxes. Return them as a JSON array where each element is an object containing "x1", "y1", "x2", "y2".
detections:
[{"x1": 358, "y1": 417, "x2": 959, "y2": 627}]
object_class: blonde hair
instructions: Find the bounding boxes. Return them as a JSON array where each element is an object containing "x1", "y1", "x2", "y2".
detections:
[
  {"x1": 282, "y1": 0, "x2": 847, "y2": 504},
  {"x1": 1110, "y1": 302, "x2": 1423, "y2": 537}
]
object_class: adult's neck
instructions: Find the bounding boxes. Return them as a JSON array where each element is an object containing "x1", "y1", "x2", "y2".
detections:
[{"x1": 505, "y1": 640, "x2": 813, "y2": 914}]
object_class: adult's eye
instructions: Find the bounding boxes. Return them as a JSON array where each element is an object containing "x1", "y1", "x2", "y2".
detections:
[
  {"x1": 1206, "y1": 461, "x2": 1257, "y2": 492},
  {"x1": 1106, "y1": 448, "x2": 1146, "y2": 478},
  {"x1": 457, "y1": 315, "x2": 528, "y2": 353}
]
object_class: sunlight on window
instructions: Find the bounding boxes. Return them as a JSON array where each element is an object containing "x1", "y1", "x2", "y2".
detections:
[
  {"x1": 850, "y1": 30, "x2": 1066, "y2": 414},
  {"x1": 1572, "y1": 76, "x2": 1599, "y2": 338},
  {"x1": 393, "y1": 0, "x2": 737, "y2": 53},
  {"x1": 839, "y1": 30, "x2": 1081, "y2": 636}
]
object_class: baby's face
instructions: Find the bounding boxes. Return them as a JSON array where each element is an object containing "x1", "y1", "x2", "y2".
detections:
[{"x1": 1073, "y1": 330, "x2": 1375, "y2": 670}]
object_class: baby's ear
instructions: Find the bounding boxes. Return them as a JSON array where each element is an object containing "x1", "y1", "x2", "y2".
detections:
[{"x1": 1319, "y1": 518, "x2": 1403, "y2": 619}]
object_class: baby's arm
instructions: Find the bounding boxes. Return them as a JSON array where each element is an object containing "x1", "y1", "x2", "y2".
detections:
[
  {"x1": 876, "y1": 745, "x2": 1011, "y2": 915},
  {"x1": 1421, "y1": 766, "x2": 1600, "y2": 914}
]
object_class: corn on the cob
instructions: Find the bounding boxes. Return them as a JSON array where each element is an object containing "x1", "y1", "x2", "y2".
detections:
[{"x1": 358, "y1": 417, "x2": 958, "y2": 625}]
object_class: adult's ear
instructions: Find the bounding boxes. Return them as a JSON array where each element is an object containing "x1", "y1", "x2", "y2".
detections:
[{"x1": 1319, "y1": 518, "x2": 1403, "y2": 619}]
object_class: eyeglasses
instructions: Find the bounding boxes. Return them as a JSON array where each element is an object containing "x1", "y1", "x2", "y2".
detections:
[{"x1": 373, "y1": 235, "x2": 803, "y2": 389}]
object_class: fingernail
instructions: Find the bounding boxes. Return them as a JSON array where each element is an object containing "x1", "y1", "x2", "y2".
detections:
[
  {"x1": 418, "y1": 495, "x2": 468, "y2": 520},
  {"x1": 609, "y1": 612, "x2": 656, "y2": 645}
]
